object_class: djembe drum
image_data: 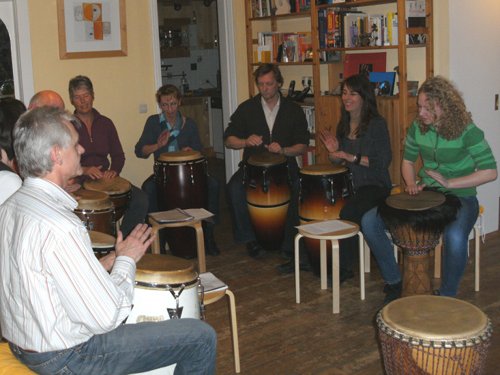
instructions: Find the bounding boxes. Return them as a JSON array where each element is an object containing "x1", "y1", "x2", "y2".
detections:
[
  {"x1": 377, "y1": 295, "x2": 492, "y2": 375},
  {"x1": 89, "y1": 230, "x2": 115, "y2": 257},
  {"x1": 73, "y1": 189, "x2": 116, "y2": 235},
  {"x1": 84, "y1": 176, "x2": 132, "y2": 223},
  {"x1": 244, "y1": 152, "x2": 290, "y2": 251},
  {"x1": 298, "y1": 164, "x2": 354, "y2": 275},
  {"x1": 154, "y1": 151, "x2": 208, "y2": 259},
  {"x1": 379, "y1": 191, "x2": 460, "y2": 296}
]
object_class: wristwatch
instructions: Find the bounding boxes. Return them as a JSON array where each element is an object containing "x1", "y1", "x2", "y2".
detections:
[{"x1": 353, "y1": 153, "x2": 361, "y2": 165}]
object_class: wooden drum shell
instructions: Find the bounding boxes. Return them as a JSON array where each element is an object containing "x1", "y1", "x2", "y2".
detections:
[
  {"x1": 154, "y1": 151, "x2": 208, "y2": 259},
  {"x1": 73, "y1": 189, "x2": 116, "y2": 236},
  {"x1": 298, "y1": 164, "x2": 353, "y2": 274},
  {"x1": 244, "y1": 153, "x2": 290, "y2": 251}
]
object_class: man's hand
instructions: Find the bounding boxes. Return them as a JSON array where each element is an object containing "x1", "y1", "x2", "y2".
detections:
[
  {"x1": 99, "y1": 251, "x2": 117, "y2": 272},
  {"x1": 267, "y1": 142, "x2": 282, "y2": 154},
  {"x1": 114, "y1": 224, "x2": 154, "y2": 263},
  {"x1": 245, "y1": 134, "x2": 263, "y2": 147}
]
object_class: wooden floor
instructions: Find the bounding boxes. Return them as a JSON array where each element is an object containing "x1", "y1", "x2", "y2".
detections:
[{"x1": 199, "y1": 158, "x2": 500, "y2": 375}]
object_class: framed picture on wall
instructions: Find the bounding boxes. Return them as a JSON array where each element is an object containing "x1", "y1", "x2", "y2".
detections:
[
  {"x1": 57, "y1": 0, "x2": 127, "y2": 59},
  {"x1": 369, "y1": 71, "x2": 396, "y2": 96}
]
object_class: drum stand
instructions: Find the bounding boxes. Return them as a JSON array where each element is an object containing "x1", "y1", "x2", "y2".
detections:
[
  {"x1": 294, "y1": 220, "x2": 365, "y2": 314},
  {"x1": 148, "y1": 217, "x2": 206, "y2": 273}
]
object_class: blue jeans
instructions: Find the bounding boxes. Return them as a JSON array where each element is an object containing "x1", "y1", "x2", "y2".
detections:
[
  {"x1": 361, "y1": 196, "x2": 479, "y2": 296},
  {"x1": 10, "y1": 319, "x2": 216, "y2": 375}
]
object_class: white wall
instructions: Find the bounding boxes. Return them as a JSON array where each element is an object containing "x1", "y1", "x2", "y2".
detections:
[{"x1": 449, "y1": 1, "x2": 500, "y2": 233}]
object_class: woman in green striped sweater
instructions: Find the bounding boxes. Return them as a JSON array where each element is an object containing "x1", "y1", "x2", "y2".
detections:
[{"x1": 362, "y1": 76, "x2": 497, "y2": 303}]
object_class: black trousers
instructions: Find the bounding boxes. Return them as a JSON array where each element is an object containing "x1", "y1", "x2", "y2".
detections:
[{"x1": 339, "y1": 185, "x2": 390, "y2": 272}]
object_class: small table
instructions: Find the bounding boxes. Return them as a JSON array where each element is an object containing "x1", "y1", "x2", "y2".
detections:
[
  {"x1": 294, "y1": 220, "x2": 365, "y2": 314},
  {"x1": 148, "y1": 217, "x2": 206, "y2": 273}
]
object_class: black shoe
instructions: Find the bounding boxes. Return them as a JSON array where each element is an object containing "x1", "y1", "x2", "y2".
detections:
[
  {"x1": 205, "y1": 239, "x2": 220, "y2": 256},
  {"x1": 432, "y1": 289, "x2": 440, "y2": 296},
  {"x1": 383, "y1": 281, "x2": 402, "y2": 305},
  {"x1": 246, "y1": 241, "x2": 265, "y2": 258},
  {"x1": 277, "y1": 260, "x2": 312, "y2": 274}
]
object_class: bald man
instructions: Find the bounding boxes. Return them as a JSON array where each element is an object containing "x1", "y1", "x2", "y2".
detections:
[{"x1": 28, "y1": 90, "x2": 65, "y2": 110}]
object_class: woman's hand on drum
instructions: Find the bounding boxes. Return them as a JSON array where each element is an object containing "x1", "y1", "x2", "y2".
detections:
[
  {"x1": 99, "y1": 251, "x2": 117, "y2": 272},
  {"x1": 83, "y1": 165, "x2": 104, "y2": 179},
  {"x1": 319, "y1": 129, "x2": 339, "y2": 153},
  {"x1": 102, "y1": 170, "x2": 117, "y2": 179},
  {"x1": 115, "y1": 224, "x2": 154, "y2": 263},
  {"x1": 181, "y1": 146, "x2": 193, "y2": 152},
  {"x1": 405, "y1": 183, "x2": 425, "y2": 195},
  {"x1": 245, "y1": 134, "x2": 263, "y2": 148},
  {"x1": 425, "y1": 169, "x2": 449, "y2": 188}
]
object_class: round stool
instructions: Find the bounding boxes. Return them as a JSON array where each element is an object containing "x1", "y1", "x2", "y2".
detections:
[{"x1": 294, "y1": 219, "x2": 365, "y2": 314}]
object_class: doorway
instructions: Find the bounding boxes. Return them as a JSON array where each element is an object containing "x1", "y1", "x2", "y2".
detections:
[{"x1": 150, "y1": 0, "x2": 239, "y2": 183}]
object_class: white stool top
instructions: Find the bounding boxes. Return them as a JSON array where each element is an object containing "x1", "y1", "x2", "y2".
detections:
[{"x1": 297, "y1": 219, "x2": 359, "y2": 240}]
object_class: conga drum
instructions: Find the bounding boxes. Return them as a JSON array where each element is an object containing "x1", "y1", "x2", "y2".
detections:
[
  {"x1": 89, "y1": 230, "x2": 115, "y2": 257},
  {"x1": 377, "y1": 295, "x2": 492, "y2": 374},
  {"x1": 73, "y1": 189, "x2": 115, "y2": 235},
  {"x1": 244, "y1": 152, "x2": 290, "y2": 251},
  {"x1": 298, "y1": 164, "x2": 354, "y2": 275},
  {"x1": 127, "y1": 254, "x2": 202, "y2": 375},
  {"x1": 84, "y1": 176, "x2": 132, "y2": 222},
  {"x1": 379, "y1": 191, "x2": 460, "y2": 296},
  {"x1": 154, "y1": 151, "x2": 208, "y2": 259}
]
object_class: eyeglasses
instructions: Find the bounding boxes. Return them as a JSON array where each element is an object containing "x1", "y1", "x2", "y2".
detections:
[{"x1": 160, "y1": 101, "x2": 179, "y2": 108}]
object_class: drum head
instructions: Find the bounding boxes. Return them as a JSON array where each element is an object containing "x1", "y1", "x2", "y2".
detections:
[
  {"x1": 300, "y1": 164, "x2": 348, "y2": 176},
  {"x1": 381, "y1": 295, "x2": 489, "y2": 343},
  {"x1": 158, "y1": 150, "x2": 203, "y2": 162},
  {"x1": 89, "y1": 231, "x2": 116, "y2": 249},
  {"x1": 248, "y1": 152, "x2": 286, "y2": 167},
  {"x1": 73, "y1": 189, "x2": 113, "y2": 210},
  {"x1": 84, "y1": 176, "x2": 131, "y2": 196},
  {"x1": 385, "y1": 191, "x2": 445, "y2": 211},
  {"x1": 136, "y1": 254, "x2": 198, "y2": 285}
]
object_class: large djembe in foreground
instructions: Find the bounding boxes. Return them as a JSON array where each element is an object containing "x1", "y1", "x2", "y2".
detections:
[{"x1": 379, "y1": 190, "x2": 460, "y2": 296}]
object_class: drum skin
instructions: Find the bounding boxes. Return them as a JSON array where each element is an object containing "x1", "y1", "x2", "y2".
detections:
[
  {"x1": 154, "y1": 151, "x2": 208, "y2": 259},
  {"x1": 84, "y1": 176, "x2": 131, "y2": 222},
  {"x1": 89, "y1": 230, "x2": 115, "y2": 257},
  {"x1": 377, "y1": 295, "x2": 492, "y2": 375},
  {"x1": 298, "y1": 164, "x2": 353, "y2": 275},
  {"x1": 73, "y1": 189, "x2": 116, "y2": 235},
  {"x1": 244, "y1": 153, "x2": 290, "y2": 251}
]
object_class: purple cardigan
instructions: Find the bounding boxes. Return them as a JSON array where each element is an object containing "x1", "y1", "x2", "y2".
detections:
[{"x1": 74, "y1": 108, "x2": 125, "y2": 174}]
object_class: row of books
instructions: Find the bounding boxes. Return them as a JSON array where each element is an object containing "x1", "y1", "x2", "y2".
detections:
[
  {"x1": 254, "y1": 32, "x2": 313, "y2": 63},
  {"x1": 318, "y1": 9, "x2": 399, "y2": 49},
  {"x1": 250, "y1": 0, "x2": 312, "y2": 18}
]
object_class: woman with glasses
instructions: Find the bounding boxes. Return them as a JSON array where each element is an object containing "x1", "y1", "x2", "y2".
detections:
[
  {"x1": 362, "y1": 75, "x2": 497, "y2": 304},
  {"x1": 135, "y1": 84, "x2": 220, "y2": 255}
]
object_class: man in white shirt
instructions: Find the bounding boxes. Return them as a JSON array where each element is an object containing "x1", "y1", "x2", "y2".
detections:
[{"x1": 0, "y1": 107, "x2": 216, "y2": 374}]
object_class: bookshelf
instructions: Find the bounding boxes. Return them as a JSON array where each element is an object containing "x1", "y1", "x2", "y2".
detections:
[{"x1": 245, "y1": 0, "x2": 434, "y2": 185}]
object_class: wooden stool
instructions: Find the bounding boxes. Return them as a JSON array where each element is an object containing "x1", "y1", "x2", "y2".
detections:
[
  {"x1": 0, "y1": 342, "x2": 34, "y2": 374},
  {"x1": 294, "y1": 220, "x2": 365, "y2": 314},
  {"x1": 201, "y1": 273, "x2": 241, "y2": 373},
  {"x1": 148, "y1": 216, "x2": 206, "y2": 273}
]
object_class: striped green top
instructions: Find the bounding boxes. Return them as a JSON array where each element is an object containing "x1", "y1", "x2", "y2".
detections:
[{"x1": 403, "y1": 121, "x2": 497, "y2": 197}]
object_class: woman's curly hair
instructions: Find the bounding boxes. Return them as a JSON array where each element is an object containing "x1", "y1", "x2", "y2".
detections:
[{"x1": 415, "y1": 76, "x2": 472, "y2": 140}]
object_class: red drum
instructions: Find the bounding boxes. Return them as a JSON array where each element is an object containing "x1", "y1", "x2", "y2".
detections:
[
  {"x1": 84, "y1": 176, "x2": 131, "y2": 223},
  {"x1": 154, "y1": 151, "x2": 208, "y2": 259},
  {"x1": 244, "y1": 152, "x2": 290, "y2": 251},
  {"x1": 73, "y1": 189, "x2": 116, "y2": 235},
  {"x1": 299, "y1": 164, "x2": 354, "y2": 274}
]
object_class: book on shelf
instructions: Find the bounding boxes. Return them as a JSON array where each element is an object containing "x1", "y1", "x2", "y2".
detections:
[
  {"x1": 386, "y1": 12, "x2": 398, "y2": 46},
  {"x1": 406, "y1": 0, "x2": 426, "y2": 45},
  {"x1": 273, "y1": 0, "x2": 291, "y2": 15}
]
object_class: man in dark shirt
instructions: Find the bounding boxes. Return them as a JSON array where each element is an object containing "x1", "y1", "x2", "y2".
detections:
[{"x1": 224, "y1": 64, "x2": 310, "y2": 272}]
